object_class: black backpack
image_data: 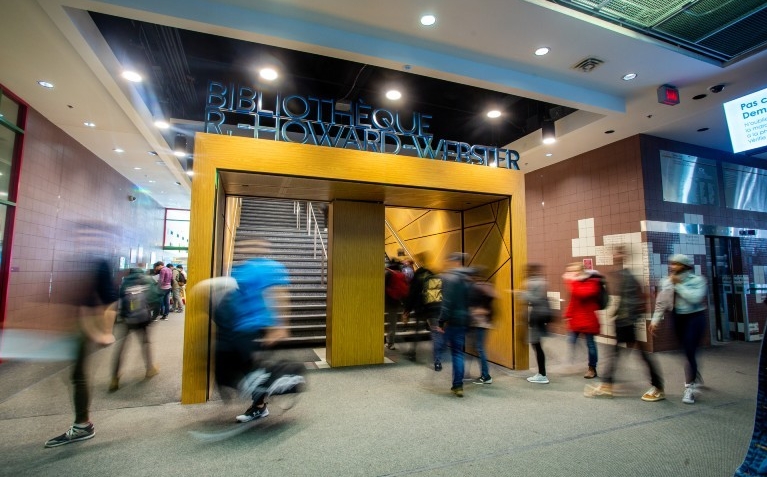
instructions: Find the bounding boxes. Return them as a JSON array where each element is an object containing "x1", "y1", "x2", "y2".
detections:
[
  {"x1": 120, "y1": 278, "x2": 152, "y2": 325},
  {"x1": 595, "y1": 275, "x2": 609, "y2": 310},
  {"x1": 422, "y1": 270, "x2": 442, "y2": 306}
]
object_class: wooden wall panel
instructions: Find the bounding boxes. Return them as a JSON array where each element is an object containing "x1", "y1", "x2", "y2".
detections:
[
  {"x1": 327, "y1": 201, "x2": 385, "y2": 366},
  {"x1": 183, "y1": 134, "x2": 526, "y2": 403}
]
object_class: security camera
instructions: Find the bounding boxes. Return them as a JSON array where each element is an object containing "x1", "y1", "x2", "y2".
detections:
[
  {"x1": 128, "y1": 195, "x2": 137, "y2": 202},
  {"x1": 709, "y1": 84, "x2": 725, "y2": 93}
]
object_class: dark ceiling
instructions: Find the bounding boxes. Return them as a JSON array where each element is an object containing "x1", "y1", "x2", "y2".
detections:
[{"x1": 90, "y1": 11, "x2": 575, "y2": 150}]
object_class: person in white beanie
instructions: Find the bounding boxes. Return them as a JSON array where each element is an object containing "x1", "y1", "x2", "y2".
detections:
[{"x1": 650, "y1": 254, "x2": 708, "y2": 404}]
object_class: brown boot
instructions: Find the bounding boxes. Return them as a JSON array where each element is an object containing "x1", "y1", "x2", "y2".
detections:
[{"x1": 584, "y1": 366, "x2": 597, "y2": 379}]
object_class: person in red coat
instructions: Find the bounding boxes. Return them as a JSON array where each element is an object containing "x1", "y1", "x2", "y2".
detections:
[{"x1": 563, "y1": 262, "x2": 603, "y2": 379}]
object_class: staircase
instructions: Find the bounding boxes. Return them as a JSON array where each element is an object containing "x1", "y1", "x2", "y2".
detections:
[{"x1": 233, "y1": 198, "x2": 328, "y2": 347}]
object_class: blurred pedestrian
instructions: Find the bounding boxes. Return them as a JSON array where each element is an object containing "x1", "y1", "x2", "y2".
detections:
[
  {"x1": 45, "y1": 223, "x2": 118, "y2": 448},
  {"x1": 402, "y1": 252, "x2": 443, "y2": 367},
  {"x1": 650, "y1": 254, "x2": 708, "y2": 404},
  {"x1": 109, "y1": 268, "x2": 159, "y2": 392},
  {"x1": 520, "y1": 264, "x2": 552, "y2": 384},
  {"x1": 437, "y1": 252, "x2": 473, "y2": 397},
  {"x1": 563, "y1": 262, "x2": 603, "y2": 379},
  {"x1": 213, "y1": 240, "x2": 304, "y2": 423},
  {"x1": 171, "y1": 264, "x2": 184, "y2": 313},
  {"x1": 468, "y1": 268, "x2": 496, "y2": 385},
  {"x1": 384, "y1": 258, "x2": 408, "y2": 350},
  {"x1": 584, "y1": 246, "x2": 664, "y2": 401}
]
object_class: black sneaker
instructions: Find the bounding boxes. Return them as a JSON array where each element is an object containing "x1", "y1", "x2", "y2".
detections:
[
  {"x1": 45, "y1": 423, "x2": 95, "y2": 448},
  {"x1": 434, "y1": 362, "x2": 442, "y2": 371},
  {"x1": 236, "y1": 405, "x2": 269, "y2": 423},
  {"x1": 474, "y1": 376, "x2": 493, "y2": 385},
  {"x1": 161, "y1": 315, "x2": 168, "y2": 321}
]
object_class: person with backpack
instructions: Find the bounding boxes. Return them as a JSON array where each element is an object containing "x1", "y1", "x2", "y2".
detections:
[
  {"x1": 109, "y1": 268, "x2": 160, "y2": 392},
  {"x1": 584, "y1": 246, "x2": 664, "y2": 400},
  {"x1": 384, "y1": 258, "x2": 409, "y2": 350},
  {"x1": 213, "y1": 239, "x2": 304, "y2": 423},
  {"x1": 176, "y1": 264, "x2": 187, "y2": 310},
  {"x1": 563, "y1": 261, "x2": 603, "y2": 379},
  {"x1": 468, "y1": 267, "x2": 496, "y2": 385},
  {"x1": 171, "y1": 264, "x2": 185, "y2": 313},
  {"x1": 519, "y1": 263, "x2": 553, "y2": 384},
  {"x1": 437, "y1": 252, "x2": 474, "y2": 397},
  {"x1": 402, "y1": 252, "x2": 443, "y2": 369}
]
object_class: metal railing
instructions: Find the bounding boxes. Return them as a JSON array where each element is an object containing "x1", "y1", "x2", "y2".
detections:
[
  {"x1": 384, "y1": 219, "x2": 420, "y2": 268},
  {"x1": 306, "y1": 202, "x2": 327, "y2": 284}
]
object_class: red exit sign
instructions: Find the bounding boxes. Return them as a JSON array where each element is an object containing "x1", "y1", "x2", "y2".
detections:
[{"x1": 657, "y1": 84, "x2": 680, "y2": 105}]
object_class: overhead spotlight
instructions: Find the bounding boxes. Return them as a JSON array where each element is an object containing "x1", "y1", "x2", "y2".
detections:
[
  {"x1": 622, "y1": 73, "x2": 637, "y2": 81},
  {"x1": 37, "y1": 80, "x2": 54, "y2": 88},
  {"x1": 541, "y1": 120, "x2": 556, "y2": 144},
  {"x1": 487, "y1": 110, "x2": 501, "y2": 118},
  {"x1": 534, "y1": 47, "x2": 550, "y2": 56},
  {"x1": 83, "y1": 122, "x2": 96, "y2": 128},
  {"x1": 545, "y1": 153, "x2": 553, "y2": 157},
  {"x1": 420, "y1": 14, "x2": 436, "y2": 26},
  {"x1": 260, "y1": 68, "x2": 278, "y2": 81},
  {"x1": 154, "y1": 120, "x2": 169, "y2": 129},
  {"x1": 121, "y1": 71, "x2": 142, "y2": 82},
  {"x1": 385, "y1": 90, "x2": 402, "y2": 100},
  {"x1": 113, "y1": 148, "x2": 124, "y2": 153},
  {"x1": 174, "y1": 134, "x2": 188, "y2": 158}
]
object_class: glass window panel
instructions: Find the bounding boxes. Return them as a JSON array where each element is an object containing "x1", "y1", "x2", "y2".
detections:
[
  {"x1": 0, "y1": 93, "x2": 20, "y2": 127},
  {"x1": 0, "y1": 125, "x2": 14, "y2": 198},
  {"x1": 166, "y1": 209, "x2": 190, "y2": 221},
  {"x1": 0, "y1": 204, "x2": 7, "y2": 269}
]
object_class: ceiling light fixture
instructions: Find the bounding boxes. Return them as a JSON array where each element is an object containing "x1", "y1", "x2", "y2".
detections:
[
  {"x1": 541, "y1": 120, "x2": 556, "y2": 145},
  {"x1": 174, "y1": 151, "x2": 187, "y2": 158},
  {"x1": 487, "y1": 110, "x2": 502, "y2": 118},
  {"x1": 113, "y1": 148, "x2": 124, "y2": 153},
  {"x1": 133, "y1": 167, "x2": 142, "y2": 170},
  {"x1": 186, "y1": 170, "x2": 194, "y2": 176},
  {"x1": 259, "y1": 68, "x2": 278, "y2": 81},
  {"x1": 697, "y1": 127, "x2": 709, "y2": 132},
  {"x1": 534, "y1": 47, "x2": 550, "y2": 56},
  {"x1": 420, "y1": 15, "x2": 436, "y2": 26},
  {"x1": 154, "y1": 120, "x2": 169, "y2": 129},
  {"x1": 545, "y1": 153, "x2": 553, "y2": 157},
  {"x1": 693, "y1": 94, "x2": 707, "y2": 100},
  {"x1": 174, "y1": 134, "x2": 188, "y2": 158},
  {"x1": 385, "y1": 90, "x2": 402, "y2": 100},
  {"x1": 622, "y1": 73, "x2": 637, "y2": 81},
  {"x1": 148, "y1": 151, "x2": 158, "y2": 156},
  {"x1": 121, "y1": 71, "x2": 142, "y2": 82},
  {"x1": 83, "y1": 122, "x2": 96, "y2": 128},
  {"x1": 37, "y1": 80, "x2": 54, "y2": 88}
]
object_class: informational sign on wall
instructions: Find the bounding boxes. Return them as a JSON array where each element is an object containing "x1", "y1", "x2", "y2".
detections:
[{"x1": 723, "y1": 86, "x2": 767, "y2": 154}]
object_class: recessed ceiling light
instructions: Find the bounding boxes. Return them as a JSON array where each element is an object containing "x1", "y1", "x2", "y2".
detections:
[
  {"x1": 385, "y1": 90, "x2": 402, "y2": 100},
  {"x1": 37, "y1": 80, "x2": 54, "y2": 88},
  {"x1": 693, "y1": 94, "x2": 707, "y2": 100},
  {"x1": 83, "y1": 122, "x2": 96, "y2": 128},
  {"x1": 545, "y1": 153, "x2": 553, "y2": 157},
  {"x1": 121, "y1": 71, "x2": 142, "y2": 82},
  {"x1": 133, "y1": 167, "x2": 142, "y2": 170},
  {"x1": 487, "y1": 110, "x2": 502, "y2": 118},
  {"x1": 420, "y1": 15, "x2": 436, "y2": 26},
  {"x1": 148, "y1": 180, "x2": 156, "y2": 183},
  {"x1": 113, "y1": 148, "x2": 124, "y2": 153},
  {"x1": 534, "y1": 47, "x2": 550, "y2": 56},
  {"x1": 605, "y1": 130, "x2": 615, "y2": 134},
  {"x1": 622, "y1": 73, "x2": 637, "y2": 81},
  {"x1": 174, "y1": 151, "x2": 187, "y2": 158},
  {"x1": 259, "y1": 68, "x2": 278, "y2": 81},
  {"x1": 697, "y1": 127, "x2": 709, "y2": 132},
  {"x1": 148, "y1": 151, "x2": 158, "y2": 156},
  {"x1": 154, "y1": 120, "x2": 169, "y2": 129},
  {"x1": 186, "y1": 170, "x2": 195, "y2": 176}
]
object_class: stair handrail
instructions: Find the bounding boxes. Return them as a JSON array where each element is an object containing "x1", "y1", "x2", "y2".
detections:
[
  {"x1": 306, "y1": 202, "x2": 327, "y2": 285},
  {"x1": 384, "y1": 219, "x2": 420, "y2": 268},
  {"x1": 293, "y1": 200, "x2": 302, "y2": 230}
]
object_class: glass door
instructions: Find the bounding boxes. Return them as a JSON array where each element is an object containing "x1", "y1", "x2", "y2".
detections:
[{"x1": 708, "y1": 236, "x2": 746, "y2": 341}]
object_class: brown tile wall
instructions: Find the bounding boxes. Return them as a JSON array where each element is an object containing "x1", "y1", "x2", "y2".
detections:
[
  {"x1": 525, "y1": 135, "x2": 645, "y2": 336},
  {"x1": 4, "y1": 108, "x2": 166, "y2": 330}
]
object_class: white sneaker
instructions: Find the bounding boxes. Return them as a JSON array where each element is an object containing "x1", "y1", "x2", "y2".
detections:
[
  {"x1": 682, "y1": 384, "x2": 696, "y2": 404},
  {"x1": 526, "y1": 373, "x2": 550, "y2": 384}
]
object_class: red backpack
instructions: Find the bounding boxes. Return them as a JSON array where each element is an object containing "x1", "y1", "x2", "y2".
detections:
[{"x1": 385, "y1": 269, "x2": 410, "y2": 301}]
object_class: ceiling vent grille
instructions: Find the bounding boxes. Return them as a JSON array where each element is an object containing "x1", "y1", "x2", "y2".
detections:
[{"x1": 572, "y1": 57, "x2": 604, "y2": 72}]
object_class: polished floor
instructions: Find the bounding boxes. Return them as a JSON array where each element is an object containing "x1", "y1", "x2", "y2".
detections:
[{"x1": 0, "y1": 313, "x2": 760, "y2": 476}]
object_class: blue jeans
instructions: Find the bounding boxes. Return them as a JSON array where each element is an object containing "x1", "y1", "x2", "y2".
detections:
[
  {"x1": 160, "y1": 289, "x2": 172, "y2": 316},
  {"x1": 428, "y1": 317, "x2": 445, "y2": 364},
  {"x1": 470, "y1": 327, "x2": 490, "y2": 378},
  {"x1": 445, "y1": 326, "x2": 467, "y2": 389},
  {"x1": 569, "y1": 331, "x2": 598, "y2": 368}
]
